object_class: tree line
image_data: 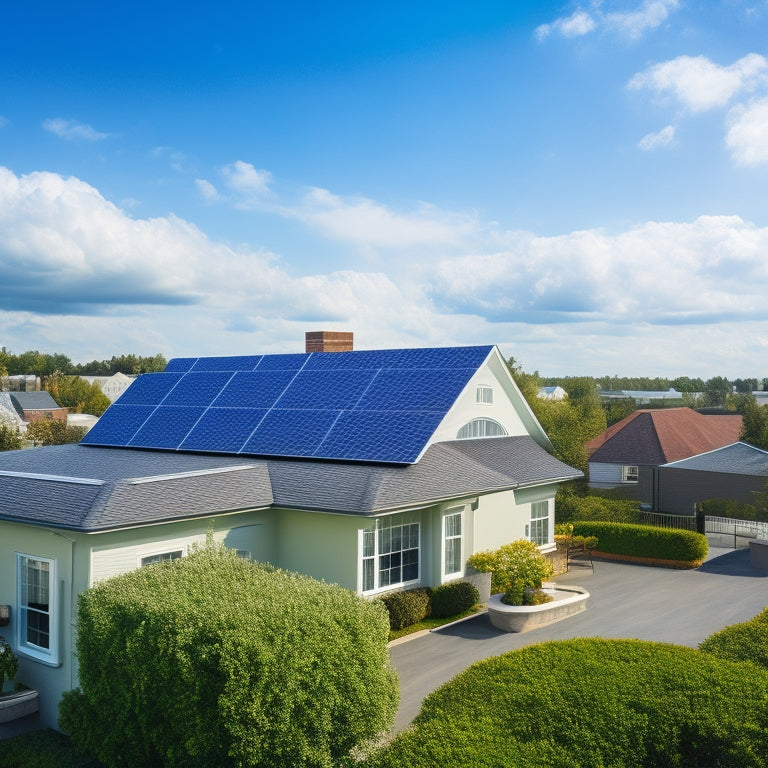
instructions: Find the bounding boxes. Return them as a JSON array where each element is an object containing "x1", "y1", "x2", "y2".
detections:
[{"x1": 0, "y1": 348, "x2": 167, "y2": 378}]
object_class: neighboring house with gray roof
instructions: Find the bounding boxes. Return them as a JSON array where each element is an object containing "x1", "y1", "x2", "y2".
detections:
[
  {"x1": 9, "y1": 391, "x2": 68, "y2": 424},
  {"x1": 0, "y1": 344, "x2": 581, "y2": 728},
  {"x1": 657, "y1": 442, "x2": 768, "y2": 515}
]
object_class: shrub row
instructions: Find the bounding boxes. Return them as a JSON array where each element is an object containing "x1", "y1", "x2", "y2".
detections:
[
  {"x1": 381, "y1": 581, "x2": 479, "y2": 631},
  {"x1": 700, "y1": 607, "x2": 768, "y2": 669},
  {"x1": 363, "y1": 638, "x2": 768, "y2": 768},
  {"x1": 570, "y1": 520, "x2": 708, "y2": 564}
]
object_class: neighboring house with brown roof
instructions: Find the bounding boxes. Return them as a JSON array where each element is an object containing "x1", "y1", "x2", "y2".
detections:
[{"x1": 586, "y1": 407, "x2": 742, "y2": 509}]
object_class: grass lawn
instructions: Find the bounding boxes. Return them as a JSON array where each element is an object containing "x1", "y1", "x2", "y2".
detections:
[
  {"x1": 0, "y1": 729, "x2": 104, "y2": 768},
  {"x1": 388, "y1": 605, "x2": 484, "y2": 641}
]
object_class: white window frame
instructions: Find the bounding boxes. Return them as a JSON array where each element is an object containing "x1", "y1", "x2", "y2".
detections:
[
  {"x1": 359, "y1": 515, "x2": 421, "y2": 595},
  {"x1": 442, "y1": 509, "x2": 464, "y2": 580},
  {"x1": 528, "y1": 501, "x2": 550, "y2": 547},
  {"x1": 622, "y1": 465, "x2": 639, "y2": 483},
  {"x1": 16, "y1": 553, "x2": 59, "y2": 666},
  {"x1": 476, "y1": 385, "x2": 493, "y2": 405},
  {"x1": 139, "y1": 549, "x2": 183, "y2": 567},
  {"x1": 456, "y1": 418, "x2": 508, "y2": 440}
]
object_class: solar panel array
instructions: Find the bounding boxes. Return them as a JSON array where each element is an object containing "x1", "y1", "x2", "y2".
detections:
[{"x1": 81, "y1": 346, "x2": 493, "y2": 464}]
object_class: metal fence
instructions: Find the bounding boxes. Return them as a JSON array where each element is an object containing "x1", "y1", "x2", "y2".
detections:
[{"x1": 639, "y1": 511, "x2": 768, "y2": 548}]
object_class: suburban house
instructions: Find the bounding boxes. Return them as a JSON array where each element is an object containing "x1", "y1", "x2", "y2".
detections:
[
  {"x1": 586, "y1": 407, "x2": 742, "y2": 509},
  {"x1": 8, "y1": 391, "x2": 68, "y2": 425},
  {"x1": 0, "y1": 341, "x2": 581, "y2": 728},
  {"x1": 537, "y1": 385, "x2": 567, "y2": 400},
  {"x1": 657, "y1": 442, "x2": 768, "y2": 515}
]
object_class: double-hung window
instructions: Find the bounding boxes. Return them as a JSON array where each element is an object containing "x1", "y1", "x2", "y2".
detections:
[
  {"x1": 529, "y1": 501, "x2": 550, "y2": 547},
  {"x1": 622, "y1": 465, "x2": 639, "y2": 483},
  {"x1": 361, "y1": 514, "x2": 420, "y2": 593},
  {"x1": 443, "y1": 511, "x2": 463, "y2": 578},
  {"x1": 16, "y1": 554, "x2": 58, "y2": 665}
]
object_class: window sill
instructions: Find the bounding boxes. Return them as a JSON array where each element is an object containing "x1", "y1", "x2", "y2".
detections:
[{"x1": 15, "y1": 646, "x2": 61, "y2": 668}]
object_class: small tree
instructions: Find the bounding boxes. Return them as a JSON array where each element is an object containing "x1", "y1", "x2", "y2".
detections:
[
  {"x1": 0, "y1": 423, "x2": 23, "y2": 451},
  {"x1": 60, "y1": 545, "x2": 398, "y2": 768},
  {"x1": 26, "y1": 421, "x2": 87, "y2": 446}
]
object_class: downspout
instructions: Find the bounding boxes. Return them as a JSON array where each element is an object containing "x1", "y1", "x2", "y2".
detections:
[{"x1": 49, "y1": 530, "x2": 76, "y2": 691}]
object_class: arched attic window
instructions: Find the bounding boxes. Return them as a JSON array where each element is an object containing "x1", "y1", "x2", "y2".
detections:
[{"x1": 456, "y1": 418, "x2": 508, "y2": 440}]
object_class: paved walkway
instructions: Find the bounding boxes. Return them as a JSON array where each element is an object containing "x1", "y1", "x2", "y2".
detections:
[{"x1": 389, "y1": 546, "x2": 768, "y2": 732}]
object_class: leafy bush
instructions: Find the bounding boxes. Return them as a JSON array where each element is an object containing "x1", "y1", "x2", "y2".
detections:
[
  {"x1": 0, "y1": 729, "x2": 104, "y2": 768},
  {"x1": 381, "y1": 589, "x2": 431, "y2": 631},
  {"x1": 466, "y1": 539, "x2": 553, "y2": 604},
  {"x1": 556, "y1": 492, "x2": 642, "y2": 524},
  {"x1": 59, "y1": 545, "x2": 398, "y2": 768},
  {"x1": 0, "y1": 634, "x2": 18, "y2": 688},
  {"x1": 429, "y1": 582, "x2": 479, "y2": 618},
  {"x1": 570, "y1": 520, "x2": 708, "y2": 564},
  {"x1": 701, "y1": 497, "x2": 760, "y2": 521},
  {"x1": 363, "y1": 639, "x2": 768, "y2": 768},
  {"x1": 700, "y1": 607, "x2": 768, "y2": 669}
]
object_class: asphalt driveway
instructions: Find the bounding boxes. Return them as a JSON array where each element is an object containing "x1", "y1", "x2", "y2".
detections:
[{"x1": 389, "y1": 545, "x2": 768, "y2": 732}]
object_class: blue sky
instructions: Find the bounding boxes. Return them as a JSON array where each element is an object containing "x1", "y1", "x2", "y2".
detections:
[{"x1": 2, "y1": 0, "x2": 768, "y2": 377}]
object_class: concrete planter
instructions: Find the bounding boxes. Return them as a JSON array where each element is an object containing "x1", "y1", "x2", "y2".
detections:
[
  {"x1": 487, "y1": 583, "x2": 589, "y2": 633},
  {"x1": 749, "y1": 539, "x2": 768, "y2": 571},
  {"x1": 0, "y1": 689, "x2": 39, "y2": 723}
]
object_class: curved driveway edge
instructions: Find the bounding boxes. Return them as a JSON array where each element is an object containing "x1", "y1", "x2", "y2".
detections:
[{"x1": 389, "y1": 546, "x2": 768, "y2": 732}]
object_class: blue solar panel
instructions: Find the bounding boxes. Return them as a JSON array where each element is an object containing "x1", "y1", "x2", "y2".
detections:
[
  {"x1": 274, "y1": 369, "x2": 376, "y2": 410},
  {"x1": 211, "y1": 371, "x2": 296, "y2": 409},
  {"x1": 190, "y1": 355, "x2": 263, "y2": 372},
  {"x1": 115, "y1": 373, "x2": 184, "y2": 406},
  {"x1": 80, "y1": 404, "x2": 156, "y2": 446},
  {"x1": 316, "y1": 410, "x2": 445, "y2": 463},
  {"x1": 243, "y1": 409, "x2": 341, "y2": 457},
  {"x1": 162, "y1": 371, "x2": 234, "y2": 407},
  {"x1": 164, "y1": 358, "x2": 197, "y2": 373},
  {"x1": 83, "y1": 345, "x2": 495, "y2": 464},
  {"x1": 128, "y1": 406, "x2": 206, "y2": 449},
  {"x1": 180, "y1": 408, "x2": 268, "y2": 453}
]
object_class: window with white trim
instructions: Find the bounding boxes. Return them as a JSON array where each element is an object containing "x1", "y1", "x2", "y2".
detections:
[
  {"x1": 622, "y1": 465, "x2": 639, "y2": 483},
  {"x1": 476, "y1": 385, "x2": 493, "y2": 404},
  {"x1": 456, "y1": 418, "x2": 508, "y2": 440},
  {"x1": 529, "y1": 501, "x2": 550, "y2": 546},
  {"x1": 361, "y1": 514, "x2": 420, "y2": 593},
  {"x1": 140, "y1": 550, "x2": 183, "y2": 567},
  {"x1": 16, "y1": 554, "x2": 58, "y2": 665},
  {"x1": 443, "y1": 511, "x2": 463, "y2": 578}
]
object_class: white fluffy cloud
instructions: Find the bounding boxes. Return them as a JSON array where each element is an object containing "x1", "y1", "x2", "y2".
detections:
[
  {"x1": 536, "y1": 0, "x2": 678, "y2": 41},
  {"x1": 222, "y1": 161, "x2": 272, "y2": 208},
  {"x1": 638, "y1": 124, "x2": 675, "y2": 150},
  {"x1": 629, "y1": 53, "x2": 768, "y2": 112},
  {"x1": 1, "y1": 166, "x2": 767, "y2": 375},
  {"x1": 42, "y1": 117, "x2": 109, "y2": 141},
  {"x1": 726, "y1": 97, "x2": 768, "y2": 166},
  {"x1": 195, "y1": 178, "x2": 221, "y2": 202}
]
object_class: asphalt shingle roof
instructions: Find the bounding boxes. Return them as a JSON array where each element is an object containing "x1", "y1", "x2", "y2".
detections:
[
  {"x1": 0, "y1": 437, "x2": 581, "y2": 531},
  {"x1": 662, "y1": 441, "x2": 768, "y2": 476},
  {"x1": 586, "y1": 408, "x2": 742, "y2": 465}
]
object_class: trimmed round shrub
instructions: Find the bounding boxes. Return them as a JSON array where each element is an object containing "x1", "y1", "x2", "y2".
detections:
[
  {"x1": 429, "y1": 581, "x2": 479, "y2": 618},
  {"x1": 363, "y1": 639, "x2": 768, "y2": 768},
  {"x1": 466, "y1": 539, "x2": 553, "y2": 601},
  {"x1": 570, "y1": 520, "x2": 708, "y2": 563},
  {"x1": 700, "y1": 607, "x2": 768, "y2": 669},
  {"x1": 381, "y1": 589, "x2": 431, "y2": 631},
  {"x1": 59, "y1": 545, "x2": 399, "y2": 768}
]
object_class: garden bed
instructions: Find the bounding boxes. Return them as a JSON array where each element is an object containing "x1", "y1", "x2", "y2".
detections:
[{"x1": 487, "y1": 583, "x2": 589, "y2": 633}]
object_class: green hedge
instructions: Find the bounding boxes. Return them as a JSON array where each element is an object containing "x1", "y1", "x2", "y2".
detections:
[
  {"x1": 429, "y1": 582, "x2": 479, "y2": 618},
  {"x1": 363, "y1": 639, "x2": 768, "y2": 768},
  {"x1": 700, "y1": 607, "x2": 768, "y2": 669},
  {"x1": 570, "y1": 520, "x2": 708, "y2": 563},
  {"x1": 381, "y1": 589, "x2": 431, "y2": 631},
  {"x1": 59, "y1": 545, "x2": 398, "y2": 768},
  {"x1": 556, "y1": 492, "x2": 642, "y2": 524}
]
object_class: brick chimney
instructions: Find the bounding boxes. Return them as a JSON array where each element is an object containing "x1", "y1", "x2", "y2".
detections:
[{"x1": 305, "y1": 331, "x2": 354, "y2": 353}]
